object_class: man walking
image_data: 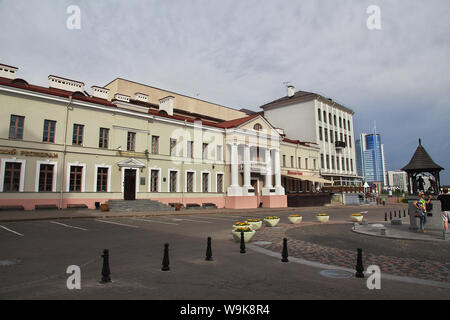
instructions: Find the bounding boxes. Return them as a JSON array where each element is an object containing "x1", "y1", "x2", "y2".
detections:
[
  {"x1": 414, "y1": 192, "x2": 432, "y2": 232},
  {"x1": 437, "y1": 187, "x2": 450, "y2": 232}
]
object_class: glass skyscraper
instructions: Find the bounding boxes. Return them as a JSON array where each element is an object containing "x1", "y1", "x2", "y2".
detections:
[{"x1": 356, "y1": 133, "x2": 387, "y2": 185}]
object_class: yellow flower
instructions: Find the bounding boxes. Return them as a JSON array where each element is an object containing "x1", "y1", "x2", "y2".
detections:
[
  {"x1": 289, "y1": 214, "x2": 301, "y2": 217},
  {"x1": 317, "y1": 213, "x2": 328, "y2": 216}
]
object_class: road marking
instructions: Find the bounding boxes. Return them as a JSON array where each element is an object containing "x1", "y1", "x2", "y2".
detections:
[
  {"x1": 132, "y1": 218, "x2": 179, "y2": 225},
  {"x1": 160, "y1": 217, "x2": 212, "y2": 224},
  {"x1": 0, "y1": 225, "x2": 24, "y2": 236},
  {"x1": 95, "y1": 219, "x2": 140, "y2": 228},
  {"x1": 49, "y1": 221, "x2": 88, "y2": 231},
  {"x1": 190, "y1": 216, "x2": 239, "y2": 221}
]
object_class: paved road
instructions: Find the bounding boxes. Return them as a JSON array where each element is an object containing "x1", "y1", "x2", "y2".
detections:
[{"x1": 1, "y1": 205, "x2": 449, "y2": 300}]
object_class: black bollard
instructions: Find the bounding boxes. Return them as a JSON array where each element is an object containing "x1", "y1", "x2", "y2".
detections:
[
  {"x1": 100, "y1": 249, "x2": 111, "y2": 283},
  {"x1": 240, "y1": 232, "x2": 246, "y2": 254},
  {"x1": 389, "y1": 211, "x2": 392, "y2": 220},
  {"x1": 355, "y1": 248, "x2": 365, "y2": 278},
  {"x1": 384, "y1": 212, "x2": 387, "y2": 221},
  {"x1": 281, "y1": 238, "x2": 289, "y2": 262},
  {"x1": 205, "y1": 237, "x2": 213, "y2": 261},
  {"x1": 162, "y1": 243, "x2": 170, "y2": 271}
]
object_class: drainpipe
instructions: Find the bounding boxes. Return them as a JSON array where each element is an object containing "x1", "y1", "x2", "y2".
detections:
[{"x1": 59, "y1": 95, "x2": 73, "y2": 209}]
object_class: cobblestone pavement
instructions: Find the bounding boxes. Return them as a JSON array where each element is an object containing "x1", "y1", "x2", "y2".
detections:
[{"x1": 252, "y1": 222, "x2": 450, "y2": 283}]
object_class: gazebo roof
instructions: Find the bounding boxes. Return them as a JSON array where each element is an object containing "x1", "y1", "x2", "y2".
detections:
[{"x1": 402, "y1": 139, "x2": 444, "y2": 172}]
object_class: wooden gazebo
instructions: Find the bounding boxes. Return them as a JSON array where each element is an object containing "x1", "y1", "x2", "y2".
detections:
[{"x1": 401, "y1": 139, "x2": 444, "y2": 195}]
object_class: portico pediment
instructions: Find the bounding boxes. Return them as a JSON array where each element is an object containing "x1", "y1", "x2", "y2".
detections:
[{"x1": 116, "y1": 158, "x2": 146, "y2": 168}]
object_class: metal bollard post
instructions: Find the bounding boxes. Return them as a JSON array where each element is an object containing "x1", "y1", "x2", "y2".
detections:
[
  {"x1": 205, "y1": 237, "x2": 213, "y2": 261},
  {"x1": 240, "y1": 232, "x2": 246, "y2": 254},
  {"x1": 390, "y1": 211, "x2": 392, "y2": 220},
  {"x1": 385, "y1": 212, "x2": 387, "y2": 221},
  {"x1": 281, "y1": 238, "x2": 289, "y2": 263},
  {"x1": 100, "y1": 249, "x2": 111, "y2": 283},
  {"x1": 162, "y1": 243, "x2": 170, "y2": 271},
  {"x1": 355, "y1": 248, "x2": 365, "y2": 278}
]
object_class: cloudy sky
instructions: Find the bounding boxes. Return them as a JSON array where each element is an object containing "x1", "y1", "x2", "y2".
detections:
[{"x1": 1, "y1": 0, "x2": 449, "y2": 184}]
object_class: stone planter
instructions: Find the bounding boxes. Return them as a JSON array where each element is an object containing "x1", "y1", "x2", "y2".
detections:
[
  {"x1": 231, "y1": 230, "x2": 256, "y2": 243},
  {"x1": 288, "y1": 216, "x2": 302, "y2": 224},
  {"x1": 247, "y1": 221, "x2": 262, "y2": 230},
  {"x1": 264, "y1": 218, "x2": 280, "y2": 227},
  {"x1": 316, "y1": 215, "x2": 329, "y2": 223},
  {"x1": 350, "y1": 215, "x2": 363, "y2": 222},
  {"x1": 100, "y1": 203, "x2": 109, "y2": 212}
]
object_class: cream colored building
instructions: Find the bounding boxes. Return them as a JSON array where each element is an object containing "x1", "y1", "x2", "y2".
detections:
[{"x1": 0, "y1": 63, "x2": 331, "y2": 210}]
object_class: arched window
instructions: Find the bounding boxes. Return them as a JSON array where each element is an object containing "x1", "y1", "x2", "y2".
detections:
[{"x1": 253, "y1": 123, "x2": 263, "y2": 131}]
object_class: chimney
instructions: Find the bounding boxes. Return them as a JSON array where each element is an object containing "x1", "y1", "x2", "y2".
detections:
[
  {"x1": 91, "y1": 86, "x2": 110, "y2": 100},
  {"x1": 113, "y1": 93, "x2": 130, "y2": 103},
  {"x1": 48, "y1": 75, "x2": 84, "y2": 92},
  {"x1": 159, "y1": 96, "x2": 174, "y2": 116},
  {"x1": 287, "y1": 85, "x2": 295, "y2": 98},
  {"x1": 0, "y1": 63, "x2": 18, "y2": 79},
  {"x1": 135, "y1": 92, "x2": 148, "y2": 103}
]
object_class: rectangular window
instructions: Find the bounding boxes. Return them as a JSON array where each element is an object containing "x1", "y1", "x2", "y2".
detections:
[
  {"x1": 323, "y1": 111, "x2": 327, "y2": 123},
  {"x1": 343, "y1": 119, "x2": 347, "y2": 130},
  {"x1": 187, "y1": 141, "x2": 193, "y2": 158},
  {"x1": 348, "y1": 135, "x2": 352, "y2": 148},
  {"x1": 152, "y1": 136, "x2": 159, "y2": 154},
  {"x1": 39, "y1": 164, "x2": 54, "y2": 192},
  {"x1": 340, "y1": 132, "x2": 343, "y2": 142},
  {"x1": 313, "y1": 159, "x2": 317, "y2": 170},
  {"x1": 282, "y1": 155, "x2": 286, "y2": 167},
  {"x1": 127, "y1": 132, "x2": 136, "y2": 151},
  {"x1": 290, "y1": 156, "x2": 294, "y2": 168},
  {"x1": 336, "y1": 156, "x2": 340, "y2": 170},
  {"x1": 217, "y1": 174, "x2": 224, "y2": 193},
  {"x1": 348, "y1": 120, "x2": 351, "y2": 131},
  {"x1": 96, "y1": 167, "x2": 108, "y2": 192},
  {"x1": 298, "y1": 157, "x2": 301, "y2": 169},
  {"x1": 331, "y1": 156, "x2": 335, "y2": 170},
  {"x1": 202, "y1": 143, "x2": 208, "y2": 159},
  {"x1": 318, "y1": 109, "x2": 322, "y2": 121},
  {"x1": 9, "y1": 115, "x2": 25, "y2": 140},
  {"x1": 320, "y1": 154, "x2": 324, "y2": 169},
  {"x1": 3, "y1": 162, "x2": 21, "y2": 192},
  {"x1": 329, "y1": 113, "x2": 332, "y2": 124},
  {"x1": 186, "y1": 172, "x2": 194, "y2": 193},
  {"x1": 305, "y1": 158, "x2": 308, "y2": 170},
  {"x1": 69, "y1": 166, "x2": 83, "y2": 192},
  {"x1": 326, "y1": 155, "x2": 330, "y2": 169},
  {"x1": 202, "y1": 172, "x2": 209, "y2": 192},
  {"x1": 344, "y1": 134, "x2": 348, "y2": 145},
  {"x1": 150, "y1": 170, "x2": 159, "y2": 192},
  {"x1": 72, "y1": 124, "x2": 84, "y2": 145},
  {"x1": 330, "y1": 130, "x2": 334, "y2": 143},
  {"x1": 99, "y1": 128, "x2": 109, "y2": 149},
  {"x1": 334, "y1": 115, "x2": 337, "y2": 126},
  {"x1": 339, "y1": 117, "x2": 342, "y2": 128},
  {"x1": 350, "y1": 159, "x2": 354, "y2": 172},
  {"x1": 319, "y1": 127, "x2": 323, "y2": 141},
  {"x1": 335, "y1": 131, "x2": 338, "y2": 142},
  {"x1": 324, "y1": 128, "x2": 328, "y2": 142},
  {"x1": 170, "y1": 138, "x2": 177, "y2": 156},
  {"x1": 43, "y1": 120, "x2": 56, "y2": 143},
  {"x1": 346, "y1": 158, "x2": 349, "y2": 171},
  {"x1": 342, "y1": 157, "x2": 345, "y2": 171},
  {"x1": 169, "y1": 171, "x2": 177, "y2": 193},
  {"x1": 216, "y1": 145, "x2": 223, "y2": 161}
]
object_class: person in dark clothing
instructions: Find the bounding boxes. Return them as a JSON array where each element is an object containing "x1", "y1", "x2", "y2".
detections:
[{"x1": 437, "y1": 187, "x2": 450, "y2": 231}]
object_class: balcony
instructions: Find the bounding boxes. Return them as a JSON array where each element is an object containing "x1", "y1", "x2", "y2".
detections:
[
  {"x1": 335, "y1": 141, "x2": 346, "y2": 150},
  {"x1": 240, "y1": 161, "x2": 268, "y2": 174}
]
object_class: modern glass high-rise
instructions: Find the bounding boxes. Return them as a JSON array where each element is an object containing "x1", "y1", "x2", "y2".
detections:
[{"x1": 356, "y1": 133, "x2": 387, "y2": 185}]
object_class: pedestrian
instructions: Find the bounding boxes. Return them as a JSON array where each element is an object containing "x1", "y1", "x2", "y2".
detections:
[
  {"x1": 437, "y1": 187, "x2": 450, "y2": 232},
  {"x1": 414, "y1": 192, "x2": 432, "y2": 233},
  {"x1": 382, "y1": 197, "x2": 386, "y2": 206}
]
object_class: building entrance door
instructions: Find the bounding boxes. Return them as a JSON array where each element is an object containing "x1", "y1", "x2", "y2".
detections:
[
  {"x1": 124, "y1": 169, "x2": 136, "y2": 200},
  {"x1": 251, "y1": 178, "x2": 261, "y2": 207}
]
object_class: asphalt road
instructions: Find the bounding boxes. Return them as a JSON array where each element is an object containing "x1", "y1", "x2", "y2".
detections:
[{"x1": 1, "y1": 205, "x2": 449, "y2": 300}]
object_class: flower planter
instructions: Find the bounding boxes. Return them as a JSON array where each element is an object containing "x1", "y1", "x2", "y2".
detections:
[
  {"x1": 316, "y1": 215, "x2": 329, "y2": 223},
  {"x1": 264, "y1": 218, "x2": 280, "y2": 227},
  {"x1": 288, "y1": 216, "x2": 302, "y2": 224},
  {"x1": 247, "y1": 220, "x2": 262, "y2": 230},
  {"x1": 233, "y1": 224, "x2": 252, "y2": 231},
  {"x1": 100, "y1": 204, "x2": 109, "y2": 212},
  {"x1": 350, "y1": 215, "x2": 364, "y2": 222},
  {"x1": 231, "y1": 229, "x2": 256, "y2": 243}
]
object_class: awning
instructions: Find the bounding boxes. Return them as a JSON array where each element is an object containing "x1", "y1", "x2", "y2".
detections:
[{"x1": 281, "y1": 172, "x2": 333, "y2": 184}]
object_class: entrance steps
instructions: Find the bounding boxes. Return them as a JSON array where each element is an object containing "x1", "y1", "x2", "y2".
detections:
[{"x1": 107, "y1": 199, "x2": 175, "y2": 212}]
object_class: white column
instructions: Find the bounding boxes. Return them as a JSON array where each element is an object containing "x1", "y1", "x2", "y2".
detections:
[
  {"x1": 243, "y1": 145, "x2": 251, "y2": 188},
  {"x1": 227, "y1": 143, "x2": 242, "y2": 196},
  {"x1": 230, "y1": 143, "x2": 239, "y2": 187},
  {"x1": 264, "y1": 148, "x2": 273, "y2": 188},
  {"x1": 273, "y1": 148, "x2": 285, "y2": 195}
]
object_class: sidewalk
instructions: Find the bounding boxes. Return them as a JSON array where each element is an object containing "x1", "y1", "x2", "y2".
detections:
[{"x1": 0, "y1": 203, "x2": 408, "y2": 223}]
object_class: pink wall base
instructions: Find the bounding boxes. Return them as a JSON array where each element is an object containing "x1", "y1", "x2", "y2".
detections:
[
  {"x1": 0, "y1": 198, "x2": 108, "y2": 210},
  {"x1": 225, "y1": 196, "x2": 258, "y2": 209},
  {"x1": 260, "y1": 195, "x2": 288, "y2": 208}
]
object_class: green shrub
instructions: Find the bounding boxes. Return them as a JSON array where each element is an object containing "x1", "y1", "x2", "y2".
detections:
[{"x1": 401, "y1": 198, "x2": 408, "y2": 203}]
